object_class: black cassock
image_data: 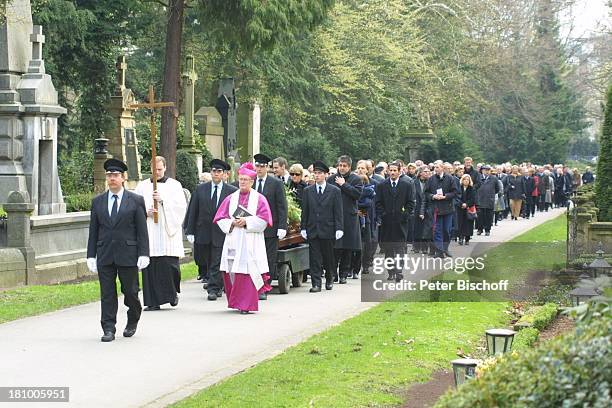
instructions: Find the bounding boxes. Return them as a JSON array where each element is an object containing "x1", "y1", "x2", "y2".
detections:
[{"x1": 142, "y1": 256, "x2": 180, "y2": 307}]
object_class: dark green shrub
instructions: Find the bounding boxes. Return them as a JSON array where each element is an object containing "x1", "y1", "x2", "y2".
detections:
[
  {"x1": 175, "y1": 149, "x2": 198, "y2": 193},
  {"x1": 435, "y1": 317, "x2": 611, "y2": 408},
  {"x1": 595, "y1": 85, "x2": 612, "y2": 221},
  {"x1": 64, "y1": 192, "x2": 95, "y2": 212},
  {"x1": 529, "y1": 284, "x2": 572, "y2": 307},
  {"x1": 58, "y1": 150, "x2": 94, "y2": 195},
  {"x1": 513, "y1": 327, "x2": 539, "y2": 351}
]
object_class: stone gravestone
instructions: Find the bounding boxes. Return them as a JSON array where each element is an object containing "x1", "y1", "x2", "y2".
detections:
[
  {"x1": 106, "y1": 55, "x2": 142, "y2": 189},
  {"x1": 404, "y1": 106, "x2": 434, "y2": 162},
  {"x1": 180, "y1": 55, "x2": 202, "y2": 174},
  {"x1": 0, "y1": 0, "x2": 67, "y2": 215},
  {"x1": 215, "y1": 78, "x2": 237, "y2": 161},
  {"x1": 236, "y1": 101, "x2": 261, "y2": 162},
  {"x1": 195, "y1": 106, "x2": 224, "y2": 159}
]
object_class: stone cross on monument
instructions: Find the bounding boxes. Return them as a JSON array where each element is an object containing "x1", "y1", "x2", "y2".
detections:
[
  {"x1": 106, "y1": 55, "x2": 142, "y2": 189},
  {"x1": 180, "y1": 55, "x2": 202, "y2": 174}
]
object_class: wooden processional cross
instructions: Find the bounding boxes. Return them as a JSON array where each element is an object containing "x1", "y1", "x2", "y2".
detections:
[{"x1": 130, "y1": 85, "x2": 174, "y2": 223}]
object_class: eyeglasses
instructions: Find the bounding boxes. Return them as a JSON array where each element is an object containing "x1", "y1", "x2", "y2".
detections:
[{"x1": 290, "y1": 173, "x2": 301, "y2": 176}]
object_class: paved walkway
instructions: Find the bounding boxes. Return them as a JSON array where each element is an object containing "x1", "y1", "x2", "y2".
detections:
[{"x1": 0, "y1": 208, "x2": 565, "y2": 407}]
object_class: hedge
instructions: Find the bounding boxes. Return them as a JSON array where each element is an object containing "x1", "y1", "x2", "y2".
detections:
[
  {"x1": 435, "y1": 317, "x2": 611, "y2": 407},
  {"x1": 515, "y1": 303, "x2": 558, "y2": 331},
  {"x1": 512, "y1": 327, "x2": 540, "y2": 351}
]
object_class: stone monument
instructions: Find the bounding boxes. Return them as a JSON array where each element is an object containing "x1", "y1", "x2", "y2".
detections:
[
  {"x1": 236, "y1": 101, "x2": 261, "y2": 162},
  {"x1": 0, "y1": 0, "x2": 67, "y2": 215},
  {"x1": 180, "y1": 55, "x2": 202, "y2": 173},
  {"x1": 404, "y1": 106, "x2": 434, "y2": 162},
  {"x1": 106, "y1": 55, "x2": 141, "y2": 189},
  {"x1": 215, "y1": 77, "x2": 237, "y2": 161},
  {"x1": 194, "y1": 106, "x2": 224, "y2": 159}
]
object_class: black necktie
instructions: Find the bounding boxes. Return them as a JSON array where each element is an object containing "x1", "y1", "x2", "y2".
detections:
[
  {"x1": 111, "y1": 194, "x2": 118, "y2": 219},
  {"x1": 258, "y1": 179, "x2": 263, "y2": 193},
  {"x1": 392, "y1": 181, "x2": 396, "y2": 189},
  {"x1": 318, "y1": 186, "x2": 323, "y2": 195},
  {"x1": 212, "y1": 185, "x2": 218, "y2": 208}
]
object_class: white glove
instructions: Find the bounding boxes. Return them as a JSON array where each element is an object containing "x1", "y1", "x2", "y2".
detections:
[
  {"x1": 300, "y1": 230, "x2": 307, "y2": 240},
  {"x1": 137, "y1": 256, "x2": 150, "y2": 270},
  {"x1": 86, "y1": 258, "x2": 97, "y2": 273},
  {"x1": 335, "y1": 230, "x2": 344, "y2": 240},
  {"x1": 186, "y1": 234, "x2": 195, "y2": 244},
  {"x1": 277, "y1": 229, "x2": 287, "y2": 240}
]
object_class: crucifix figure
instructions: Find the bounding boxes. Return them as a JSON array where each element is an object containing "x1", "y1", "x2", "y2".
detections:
[{"x1": 129, "y1": 85, "x2": 174, "y2": 223}]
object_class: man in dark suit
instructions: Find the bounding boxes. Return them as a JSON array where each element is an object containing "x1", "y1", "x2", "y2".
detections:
[
  {"x1": 424, "y1": 162, "x2": 458, "y2": 258},
  {"x1": 327, "y1": 155, "x2": 363, "y2": 284},
  {"x1": 184, "y1": 159, "x2": 237, "y2": 301},
  {"x1": 475, "y1": 165, "x2": 500, "y2": 236},
  {"x1": 301, "y1": 161, "x2": 344, "y2": 292},
  {"x1": 254, "y1": 153, "x2": 288, "y2": 300},
  {"x1": 376, "y1": 161, "x2": 416, "y2": 282},
  {"x1": 86, "y1": 159, "x2": 149, "y2": 342}
]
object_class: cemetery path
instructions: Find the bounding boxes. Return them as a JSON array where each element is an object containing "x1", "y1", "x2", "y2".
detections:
[{"x1": 0, "y1": 208, "x2": 565, "y2": 408}]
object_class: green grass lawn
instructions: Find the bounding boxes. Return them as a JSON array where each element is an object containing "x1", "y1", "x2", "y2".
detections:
[
  {"x1": 173, "y1": 214, "x2": 567, "y2": 408},
  {"x1": 0, "y1": 262, "x2": 198, "y2": 324}
]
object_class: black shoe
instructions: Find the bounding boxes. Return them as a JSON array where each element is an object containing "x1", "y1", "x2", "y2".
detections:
[
  {"x1": 333, "y1": 276, "x2": 339, "y2": 283},
  {"x1": 170, "y1": 295, "x2": 179, "y2": 307},
  {"x1": 101, "y1": 331, "x2": 115, "y2": 342},
  {"x1": 144, "y1": 306, "x2": 160, "y2": 311},
  {"x1": 434, "y1": 252, "x2": 446, "y2": 259},
  {"x1": 202, "y1": 282, "x2": 208, "y2": 289},
  {"x1": 485, "y1": 231, "x2": 490, "y2": 236},
  {"x1": 444, "y1": 250, "x2": 452, "y2": 257},
  {"x1": 207, "y1": 293, "x2": 218, "y2": 301},
  {"x1": 123, "y1": 324, "x2": 137, "y2": 338},
  {"x1": 216, "y1": 291, "x2": 223, "y2": 298},
  {"x1": 196, "y1": 275, "x2": 202, "y2": 281},
  {"x1": 458, "y1": 238, "x2": 464, "y2": 245},
  {"x1": 465, "y1": 240, "x2": 470, "y2": 246},
  {"x1": 339, "y1": 278, "x2": 347, "y2": 284},
  {"x1": 258, "y1": 292, "x2": 267, "y2": 301},
  {"x1": 351, "y1": 273, "x2": 359, "y2": 279},
  {"x1": 387, "y1": 275, "x2": 395, "y2": 281},
  {"x1": 325, "y1": 283, "x2": 333, "y2": 290},
  {"x1": 309, "y1": 286, "x2": 321, "y2": 293},
  {"x1": 302, "y1": 274, "x2": 308, "y2": 283},
  {"x1": 477, "y1": 231, "x2": 482, "y2": 235},
  {"x1": 239, "y1": 310, "x2": 251, "y2": 315},
  {"x1": 395, "y1": 273, "x2": 403, "y2": 282}
]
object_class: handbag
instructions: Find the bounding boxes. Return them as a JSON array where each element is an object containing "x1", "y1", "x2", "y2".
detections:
[{"x1": 467, "y1": 205, "x2": 478, "y2": 220}]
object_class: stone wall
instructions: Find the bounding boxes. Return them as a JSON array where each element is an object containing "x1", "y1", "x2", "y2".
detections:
[{"x1": 1, "y1": 191, "x2": 192, "y2": 287}]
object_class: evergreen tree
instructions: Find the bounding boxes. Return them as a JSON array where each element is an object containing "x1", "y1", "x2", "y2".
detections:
[{"x1": 595, "y1": 85, "x2": 612, "y2": 221}]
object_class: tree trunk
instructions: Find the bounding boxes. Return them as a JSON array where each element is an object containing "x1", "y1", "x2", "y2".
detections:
[{"x1": 160, "y1": 0, "x2": 185, "y2": 178}]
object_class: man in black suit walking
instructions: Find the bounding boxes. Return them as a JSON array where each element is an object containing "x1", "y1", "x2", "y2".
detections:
[
  {"x1": 254, "y1": 153, "x2": 288, "y2": 300},
  {"x1": 86, "y1": 159, "x2": 149, "y2": 342},
  {"x1": 184, "y1": 159, "x2": 237, "y2": 301},
  {"x1": 327, "y1": 155, "x2": 363, "y2": 284},
  {"x1": 375, "y1": 161, "x2": 416, "y2": 282},
  {"x1": 301, "y1": 161, "x2": 344, "y2": 292}
]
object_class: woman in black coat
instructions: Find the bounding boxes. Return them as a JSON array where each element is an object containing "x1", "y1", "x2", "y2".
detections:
[
  {"x1": 457, "y1": 174, "x2": 476, "y2": 245},
  {"x1": 288, "y1": 163, "x2": 308, "y2": 208}
]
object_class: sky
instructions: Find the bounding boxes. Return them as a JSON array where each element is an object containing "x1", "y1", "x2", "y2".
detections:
[{"x1": 561, "y1": 0, "x2": 611, "y2": 38}]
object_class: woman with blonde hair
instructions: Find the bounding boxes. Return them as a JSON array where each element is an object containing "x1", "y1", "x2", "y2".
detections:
[
  {"x1": 507, "y1": 165, "x2": 526, "y2": 220},
  {"x1": 288, "y1": 163, "x2": 307, "y2": 208},
  {"x1": 457, "y1": 174, "x2": 476, "y2": 245}
]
